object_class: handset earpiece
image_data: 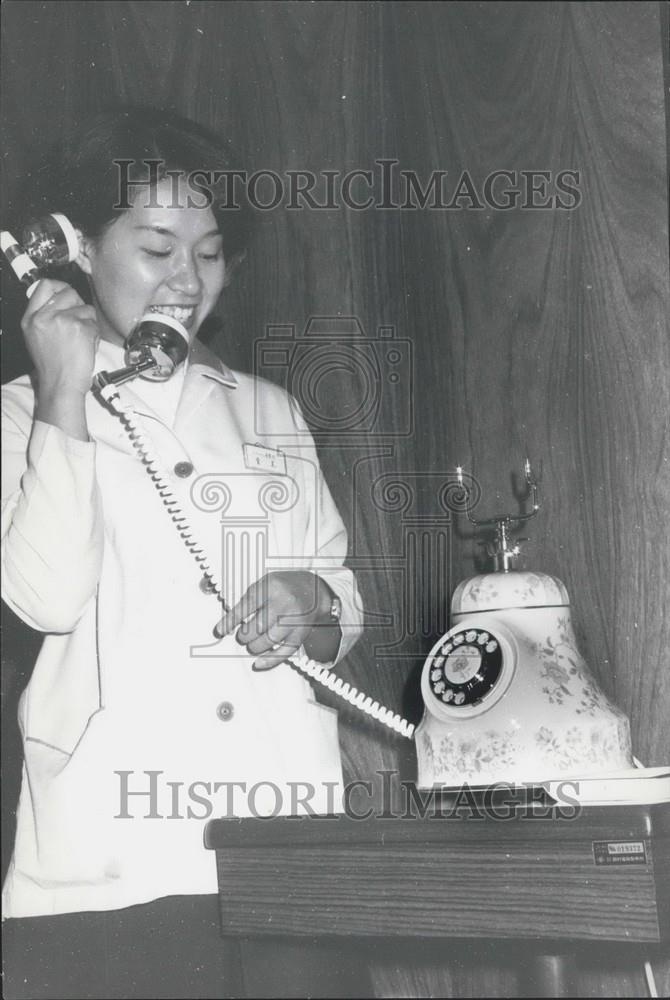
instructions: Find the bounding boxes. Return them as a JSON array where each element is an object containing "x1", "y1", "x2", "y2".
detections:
[
  {"x1": 1, "y1": 213, "x2": 79, "y2": 297},
  {"x1": 20, "y1": 213, "x2": 80, "y2": 270}
]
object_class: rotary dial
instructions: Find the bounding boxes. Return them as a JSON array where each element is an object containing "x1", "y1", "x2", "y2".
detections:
[{"x1": 428, "y1": 627, "x2": 503, "y2": 707}]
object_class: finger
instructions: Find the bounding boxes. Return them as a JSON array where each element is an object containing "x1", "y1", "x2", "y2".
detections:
[
  {"x1": 251, "y1": 637, "x2": 303, "y2": 672},
  {"x1": 236, "y1": 604, "x2": 269, "y2": 646},
  {"x1": 49, "y1": 304, "x2": 98, "y2": 326},
  {"x1": 22, "y1": 281, "x2": 75, "y2": 324},
  {"x1": 251, "y1": 625, "x2": 306, "y2": 662},
  {"x1": 245, "y1": 619, "x2": 301, "y2": 656},
  {"x1": 23, "y1": 279, "x2": 72, "y2": 313},
  {"x1": 213, "y1": 577, "x2": 268, "y2": 639},
  {"x1": 35, "y1": 284, "x2": 83, "y2": 314},
  {"x1": 44, "y1": 291, "x2": 89, "y2": 317}
]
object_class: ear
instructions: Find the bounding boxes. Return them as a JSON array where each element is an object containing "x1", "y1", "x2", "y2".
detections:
[
  {"x1": 75, "y1": 230, "x2": 95, "y2": 275},
  {"x1": 222, "y1": 248, "x2": 247, "y2": 288}
]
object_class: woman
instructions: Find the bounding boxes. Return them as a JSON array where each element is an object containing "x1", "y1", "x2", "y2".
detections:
[{"x1": 1, "y1": 108, "x2": 363, "y2": 998}]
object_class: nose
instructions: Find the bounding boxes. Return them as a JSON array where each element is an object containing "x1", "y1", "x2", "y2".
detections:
[{"x1": 167, "y1": 250, "x2": 202, "y2": 297}]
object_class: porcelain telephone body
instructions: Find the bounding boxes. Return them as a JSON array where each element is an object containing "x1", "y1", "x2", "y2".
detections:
[{"x1": 416, "y1": 569, "x2": 633, "y2": 786}]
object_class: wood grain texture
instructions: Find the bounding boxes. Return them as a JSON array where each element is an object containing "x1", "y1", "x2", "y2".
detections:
[
  {"x1": 379, "y1": 0, "x2": 670, "y2": 771},
  {"x1": 214, "y1": 844, "x2": 663, "y2": 941},
  {"x1": 207, "y1": 807, "x2": 670, "y2": 944},
  {"x1": 204, "y1": 802, "x2": 666, "y2": 846},
  {"x1": 1, "y1": 1, "x2": 669, "y2": 996}
]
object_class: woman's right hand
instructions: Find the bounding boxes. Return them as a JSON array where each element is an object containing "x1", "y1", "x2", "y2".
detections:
[
  {"x1": 21, "y1": 279, "x2": 99, "y2": 397},
  {"x1": 22, "y1": 279, "x2": 100, "y2": 441}
]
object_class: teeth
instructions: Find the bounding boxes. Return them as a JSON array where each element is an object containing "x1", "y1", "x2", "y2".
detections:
[{"x1": 149, "y1": 305, "x2": 196, "y2": 323}]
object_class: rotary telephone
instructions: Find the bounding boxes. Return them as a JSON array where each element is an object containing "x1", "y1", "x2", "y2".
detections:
[{"x1": 4, "y1": 214, "x2": 667, "y2": 800}]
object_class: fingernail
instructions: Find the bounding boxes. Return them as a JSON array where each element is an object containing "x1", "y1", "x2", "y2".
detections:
[{"x1": 213, "y1": 623, "x2": 225, "y2": 639}]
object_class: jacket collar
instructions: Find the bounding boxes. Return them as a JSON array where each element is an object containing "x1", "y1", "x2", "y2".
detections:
[
  {"x1": 175, "y1": 337, "x2": 238, "y2": 428},
  {"x1": 92, "y1": 336, "x2": 238, "y2": 428},
  {"x1": 186, "y1": 337, "x2": 238, "y2": 389}
]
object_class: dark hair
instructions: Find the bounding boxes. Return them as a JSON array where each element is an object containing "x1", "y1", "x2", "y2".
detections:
[{"x1": 24, "y1": 106, "x2": 252, "y2": 273}]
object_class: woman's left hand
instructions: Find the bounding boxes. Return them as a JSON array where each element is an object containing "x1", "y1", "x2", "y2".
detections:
[{"x1": 213, "y1": 571, "x2": 337, "y2": 670}]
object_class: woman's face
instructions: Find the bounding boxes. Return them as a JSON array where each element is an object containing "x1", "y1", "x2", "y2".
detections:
[{"x1": 80, "y1": 177, "x2": 226, "y2": 347}]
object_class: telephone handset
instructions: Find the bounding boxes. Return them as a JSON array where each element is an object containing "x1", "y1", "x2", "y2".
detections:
[
  {"x1": 1, "y1": 213, "x2": 189, "y2": 385},
  {"x1": 1, "y1": 215, "x2": 647, "y2": 788}
]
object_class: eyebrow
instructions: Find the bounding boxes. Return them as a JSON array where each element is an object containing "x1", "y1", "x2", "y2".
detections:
[{"x1": 133, "y1": 225, "x2": 222, "y2": 239}]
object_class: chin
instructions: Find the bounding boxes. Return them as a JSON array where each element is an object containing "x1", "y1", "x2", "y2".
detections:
[{"x1": 99, "y1": 331, "x2": 127, "y2": 349}]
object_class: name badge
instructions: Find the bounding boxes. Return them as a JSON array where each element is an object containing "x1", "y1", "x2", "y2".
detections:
[{"x1": 243, "y1": 442, "x2": 287, "y2": 475}]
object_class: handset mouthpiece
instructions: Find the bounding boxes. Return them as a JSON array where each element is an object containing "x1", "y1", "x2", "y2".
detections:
[{"x1": 125, "y1": 312, "x2": 189, "y2": 381}]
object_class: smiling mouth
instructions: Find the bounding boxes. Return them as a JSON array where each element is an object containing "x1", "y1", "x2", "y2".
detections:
[{"x1": 149, "y1": 304, "x2": 198, "y2": 327}]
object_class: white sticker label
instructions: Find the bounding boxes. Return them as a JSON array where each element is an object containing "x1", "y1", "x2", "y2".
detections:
[
  {"x1": 243, "y1": 443, "x2": 287, "y2": 475},
  {"x1": 593, "y1": 840, "x2": 647, "y2": 866},
  {"x1": 607, "y1": 842, "x2": 644, "y2": 855}
]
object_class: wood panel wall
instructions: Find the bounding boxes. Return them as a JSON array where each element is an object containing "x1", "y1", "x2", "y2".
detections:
[{"x1": 2, "y1": 2, "x2": 668, "y2": 996}]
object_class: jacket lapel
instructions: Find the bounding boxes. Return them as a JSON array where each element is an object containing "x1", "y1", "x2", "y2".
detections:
[
  {"x1": 86, "y1": 337, "x2": 238, "y2": 447},
  {"x1": 174, "y1": 338, "x2": 238, "y2": 431}
]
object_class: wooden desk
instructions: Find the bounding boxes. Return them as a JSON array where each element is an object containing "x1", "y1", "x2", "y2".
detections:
[{"x1": 204, "y1": 792, "x2": 670, "y2": 998}]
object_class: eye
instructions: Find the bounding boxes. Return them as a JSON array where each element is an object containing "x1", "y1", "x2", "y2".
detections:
[
  {"x1": 142, "y1": 248, "x2": 172, "y2": 259},
  {"x1": 198, "y1": 249, "x2": 224, "y2": 262}
]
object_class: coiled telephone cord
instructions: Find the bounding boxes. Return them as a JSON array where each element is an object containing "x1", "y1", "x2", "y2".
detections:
[{"x1": 97, "y1": 384, "x2": 416, "y2": 740}]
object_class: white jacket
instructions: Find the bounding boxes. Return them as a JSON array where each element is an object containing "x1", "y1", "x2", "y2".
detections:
[{"x1": 1, "y1": 338, "x2": 363, "y2": 917}]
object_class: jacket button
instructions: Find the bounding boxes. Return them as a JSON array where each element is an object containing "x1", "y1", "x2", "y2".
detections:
[
  {"x1": 216, "y1": 701, "x2": 234, "y2": 722},
  {"x1": 200, "y1": 576, "x2": 217, "y2": 594},
  {"x1": 174, "y1": 461, "x2": 194, "y2": 478}
]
